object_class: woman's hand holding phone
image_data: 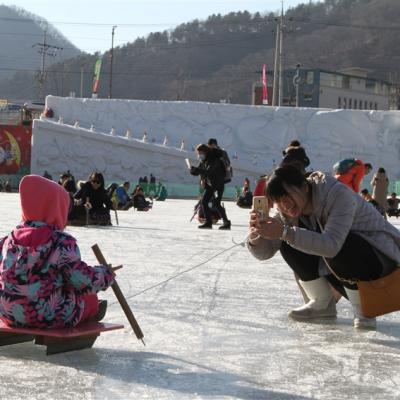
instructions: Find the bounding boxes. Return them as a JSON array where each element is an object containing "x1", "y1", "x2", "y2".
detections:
[{"x1": 249, "y1": 196, "x2": 284, "y2": 241}]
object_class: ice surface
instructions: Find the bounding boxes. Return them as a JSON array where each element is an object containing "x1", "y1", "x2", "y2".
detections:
[{"x1": 1, "y1": 193, "x2": 400, "y2": 399}]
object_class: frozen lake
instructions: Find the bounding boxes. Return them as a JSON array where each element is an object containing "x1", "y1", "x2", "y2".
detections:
[{"x1": 1, "y1": 193, "x2": 400, "y2": 399}]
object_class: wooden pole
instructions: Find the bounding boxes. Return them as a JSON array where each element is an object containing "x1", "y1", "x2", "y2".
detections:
[
  {"x1": 272, "y1": 18, "x2": 280, "y2": 106},
  {"x1": 85, "y1": 197, "x2": 90, "y2": 226},
  {"x1": 114, "y1": 209, "x2": 119, "y2": 226},
  {"x1": 91, "y1": 244, "x2": 145, "y2": 345}
]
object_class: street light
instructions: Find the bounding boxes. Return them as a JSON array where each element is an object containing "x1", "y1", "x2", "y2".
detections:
[{"x1": 293, "y1": 63, "x2": 301, "y2": 107}]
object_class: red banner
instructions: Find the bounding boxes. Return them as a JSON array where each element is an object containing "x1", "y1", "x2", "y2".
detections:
[{"x1": 0, "y1": 125, "x2": 32, "y2": 175}]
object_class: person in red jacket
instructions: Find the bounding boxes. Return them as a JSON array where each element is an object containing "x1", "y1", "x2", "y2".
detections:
[{"x1": 335, "y1": 160, "x2": 372, "y2": 193}]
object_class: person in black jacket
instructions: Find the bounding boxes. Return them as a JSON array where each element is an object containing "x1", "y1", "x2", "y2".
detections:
[
  {"x1": 208, "y1": 138, "x2": 232, "y2": 183},
  {"x1": 73, "y1": 172, "x2": 113, "y2": 225},
  {"x1": 132, "y1": 186, "x2": 152, "y2": 211},
  {"x1": 190, "y1": 144, "x2": 231, "y2": 230}
]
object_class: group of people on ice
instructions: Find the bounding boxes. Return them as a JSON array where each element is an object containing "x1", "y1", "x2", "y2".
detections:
[
  {"x1": 108, "y1": 181, "x2": 155, "y2": 211},
  {"x1": 55, "y1": 171, "x2": 163, "y2": 226}
]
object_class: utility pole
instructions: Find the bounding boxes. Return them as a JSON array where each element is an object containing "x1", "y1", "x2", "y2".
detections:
[
  {"x1": 80, "y1": 66, "x2": 84, "y2": 98},
  {"x1": 278, "y1": 1, "x2": 284, "y2": 106},
  {"x1": 272, "y1": 17, "x2": 280, "y2": 106},
  {"x1": 109, "y1": 25, "x2": 117, "y2": 99},
  {"x1": 33, "y1": 26, "x2": 63, "y2": 100},
  {"x1": 41, "y1": 29, "x2": 47, "y2": 79}
]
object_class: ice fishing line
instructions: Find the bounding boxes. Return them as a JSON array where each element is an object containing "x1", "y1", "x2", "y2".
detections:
[{"x1": 108, "y1": 233, "x2": 251, "y2": 306}]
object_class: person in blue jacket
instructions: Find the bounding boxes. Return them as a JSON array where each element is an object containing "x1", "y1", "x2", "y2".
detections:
[{"x1": 114, "y1": 181, "x2": 134, "y2": 210}]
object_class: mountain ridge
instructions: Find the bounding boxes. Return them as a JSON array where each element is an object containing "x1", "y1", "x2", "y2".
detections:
[
  {"x1": 0, "y1": 5, "x2": 80, "y2": 92},
  {"x1": 0, "y1": 0, "x2": 399, "y2": 103}
]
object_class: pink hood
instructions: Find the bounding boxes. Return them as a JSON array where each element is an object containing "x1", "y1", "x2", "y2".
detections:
[{"x1": 19, "y1": 175, "x2": 70, "y2": 230}]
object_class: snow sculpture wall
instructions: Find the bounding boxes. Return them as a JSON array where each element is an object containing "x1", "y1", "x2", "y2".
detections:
[
  {"x1": 31, "y1": 119, "x2": 265, "y2": 186},
  {"x1": 32, "y1": 96, "x2": 400, "y2": 185}
]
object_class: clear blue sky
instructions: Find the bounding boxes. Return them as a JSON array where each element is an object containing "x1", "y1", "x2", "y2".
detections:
[{"x1": 1, "y1": 0, "x2": 308, "y2": 53}]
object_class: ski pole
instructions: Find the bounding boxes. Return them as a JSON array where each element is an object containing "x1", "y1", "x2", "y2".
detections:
[
  {"x1": 114, "y1": 208, "x2": 119, "y2": 225},
  {"x1": 85, "y1": 197, "x2": 91, "y2": 226},
  {"x1": 190, "y1": 203, "x2": 200, "y2": 222}
]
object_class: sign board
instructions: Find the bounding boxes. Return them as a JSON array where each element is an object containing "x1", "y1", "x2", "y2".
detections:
[{"x1": 0, "y1": 125, "x2": 32, "y2": 175}]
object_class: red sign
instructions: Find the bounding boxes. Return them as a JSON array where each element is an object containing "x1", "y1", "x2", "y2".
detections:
[{"x1": 0, "y1": 125, "x2": 32, "y2": 175}]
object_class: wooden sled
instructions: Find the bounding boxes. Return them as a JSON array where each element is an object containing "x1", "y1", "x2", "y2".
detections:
[{"x1": 0, "y1": 321, "x2": 123, "y2": 355}]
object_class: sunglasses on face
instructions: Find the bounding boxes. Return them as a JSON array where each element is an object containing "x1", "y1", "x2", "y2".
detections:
[{"x1": 91, "y1": 180, "x2": 101, "y2": 184}]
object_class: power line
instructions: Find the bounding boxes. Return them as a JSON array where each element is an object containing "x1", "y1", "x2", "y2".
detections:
[
  {"x1": 0, "y1": 29, "x2": 274, "y2": 53},
  {"x1": 0, "y1": 16, "x2": 181, "y2": 26},
  {"x1": 1, "y1": 63, "x2": 397, "y2": 79},
  {"x1": 2, "y1": 14, "x2": 400, "y2": 31},
  {"x1": 1, "y1": 15, "x2": 397, "y2": 56},
  {"x1": 295, "y1": 18, "x2": 400, "y2": 32},
  {"x1": 0, "y1": 65, "x2": 248, "y2": 77},
  {"x1": 0, "y1": 31, "x2": 166, "y2": 42}
]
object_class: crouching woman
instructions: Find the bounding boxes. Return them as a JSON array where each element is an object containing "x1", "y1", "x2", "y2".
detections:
[{"x1": 248, "y1": 165, "x2": 400, "y2": 329}]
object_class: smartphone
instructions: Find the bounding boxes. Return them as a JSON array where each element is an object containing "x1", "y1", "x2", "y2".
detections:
[
  {"x1": 185, "y1": 158, "x2": 192, "y2": 169},
  {"x1": 252, "y1": 196, "x2": 269, "y2": 220}
]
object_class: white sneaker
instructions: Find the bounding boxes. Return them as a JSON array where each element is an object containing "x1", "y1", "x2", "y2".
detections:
[
  {"x1": 345, "y1": 288, "x2": 376, "y2": 330},
  {"x1": 288, "y1": 278, "x2": 337, "y2": 321}
]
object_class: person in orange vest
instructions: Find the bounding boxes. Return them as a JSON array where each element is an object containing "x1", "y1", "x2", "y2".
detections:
[{"x1": 333, "y1": 159, "x2": 372, "y2": 193}]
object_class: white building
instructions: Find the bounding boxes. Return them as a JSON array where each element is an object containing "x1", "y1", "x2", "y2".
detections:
[
  {"x1": 254, "y1": 67, "x2": 392, "y2": 110},
  {"x1": 318, "y1": 67, "x2": 390, "y2": 110}
]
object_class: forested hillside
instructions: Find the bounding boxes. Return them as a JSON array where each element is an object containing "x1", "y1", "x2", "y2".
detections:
[
  {"x1": 1, "y1": 0, "x2": 398, "y2": 103},
  {"x1": 0, "y1": 5, "x2": 80, "y2": 89}
]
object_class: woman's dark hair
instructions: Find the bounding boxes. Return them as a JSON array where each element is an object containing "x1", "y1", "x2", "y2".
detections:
[
  {"x1": 88, "y1": 171, "x2": 105, "y2": 188},
  {"x1": 288, "y1": 140, "x2": 301, "y2": 147},
  {"x1": 266, "y1": 165, "x2": 308, "y2": 201},
  {"x1": 196, "y1": 144, "x2": 210, "y2": 154},
  {"x1": 378, "y1": 167, "x2": 386, "y2": 173},
  {"x1": 134, "y1": 185, "x2": 143, "y2": 194},
  {"x1": 282, "y1": 140, "x2": 301, "y2": 156},
  {"x1": 62, "y1": 178, "x2": 76, "y2": 194},
  {"x1": 280, "y1": 146, "x2": 310, "y2": 170}
]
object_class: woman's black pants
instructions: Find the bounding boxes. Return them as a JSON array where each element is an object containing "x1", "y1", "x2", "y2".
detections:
[
  {"x1": 280, "y1": 233, "x2": 391, "y2": 292},
  {"x1": 201, "y1": 185, "x2": 228, "y2": 223}
]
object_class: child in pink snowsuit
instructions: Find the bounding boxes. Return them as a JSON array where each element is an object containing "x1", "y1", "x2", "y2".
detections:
[{"x1": 0, "y1": 175, "x2": 115, "y2": 328}]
